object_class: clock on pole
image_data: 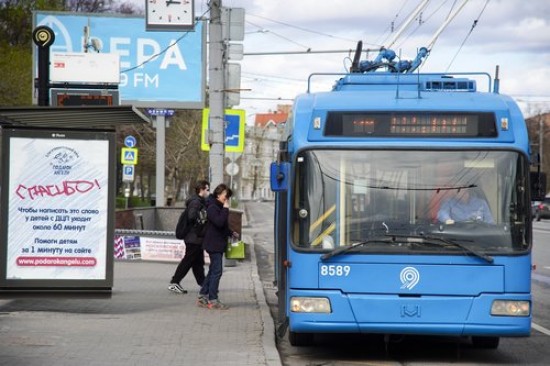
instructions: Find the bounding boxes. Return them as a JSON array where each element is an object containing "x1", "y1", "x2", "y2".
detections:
[{"x1": 146, "y1": 0, "x2": 195, "y2": 31}]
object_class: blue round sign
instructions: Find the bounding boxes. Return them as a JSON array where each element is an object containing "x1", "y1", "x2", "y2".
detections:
[{"x1": 124, "y1": 135, "x2": 137, "y2": 148}]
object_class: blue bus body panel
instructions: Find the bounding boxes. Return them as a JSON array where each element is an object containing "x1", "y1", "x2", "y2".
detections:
[
  {"x1": 304, "y1": 91, "x2": 519, "y2": 144},
  {"x1": 289, "y1": 289, "x2": 531, "y2": 337},
  {"x1": 287, "y1": 253, "x2": 531, "y2": 336},
  {"x1": 318, "y1": 263, "x2": 504, "y2": 295},
  {"x1": 288, "y1": 252, "x2": 532, "y2": 292}
]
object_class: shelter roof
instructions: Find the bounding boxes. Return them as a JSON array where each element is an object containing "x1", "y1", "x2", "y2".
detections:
[{"x1": 0, "y1": 106, "x2": 150, "y2": 130}]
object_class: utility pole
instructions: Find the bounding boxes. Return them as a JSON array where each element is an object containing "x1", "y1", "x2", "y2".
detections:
[
  {"x1": 156, "y1": 114, "x2": 166, "y2": 206},
  {"x1": 209, "y1": 0, "x2": 225, "y2": 188},
  {"x1": 539, "y1": 113, "x2": 544, "y2": 167}
]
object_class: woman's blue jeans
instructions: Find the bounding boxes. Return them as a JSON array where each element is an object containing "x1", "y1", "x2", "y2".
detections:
[{"x1": 199, "y1": 251, "x2": 223, "y2": 301}]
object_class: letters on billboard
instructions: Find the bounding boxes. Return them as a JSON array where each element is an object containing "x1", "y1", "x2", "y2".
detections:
[{"x1": 34, "y1": 12, "x2": 205, "y2": 109}]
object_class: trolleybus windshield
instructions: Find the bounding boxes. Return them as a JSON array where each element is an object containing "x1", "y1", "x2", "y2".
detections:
[{"x1": 292, "y1": 149, "x2": 530, "y2": 255}]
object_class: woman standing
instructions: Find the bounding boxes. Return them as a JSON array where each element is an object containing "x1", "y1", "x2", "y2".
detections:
[{"x1": 197, "y1": 183, "x2": 237, "y2": 310}]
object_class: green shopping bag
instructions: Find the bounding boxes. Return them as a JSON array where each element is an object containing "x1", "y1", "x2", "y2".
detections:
[{"x1": 225, "y1": 239, "x2": 245, "y2": 259}]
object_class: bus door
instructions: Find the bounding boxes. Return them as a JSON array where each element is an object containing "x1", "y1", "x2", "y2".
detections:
[{"x1": 274, "y1": 189, "x2": 289, "y2": 336}]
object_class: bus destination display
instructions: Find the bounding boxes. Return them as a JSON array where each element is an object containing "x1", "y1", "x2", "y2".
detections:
[{"x1": 325, "y1": 112, "x2": 497, "y2": 137}]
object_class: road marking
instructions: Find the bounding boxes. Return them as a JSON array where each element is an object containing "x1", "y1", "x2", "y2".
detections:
[{"x1": 532, "y1": 322, "x2": 550, "y2": 336}]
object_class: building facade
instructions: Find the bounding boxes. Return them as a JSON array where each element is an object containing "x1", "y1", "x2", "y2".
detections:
[{"x1": 237, "y1": 109, "x2": 287, "y2": 201}]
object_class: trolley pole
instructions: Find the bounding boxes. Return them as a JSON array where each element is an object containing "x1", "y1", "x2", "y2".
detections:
[{"x1": 208, "y1": 0, "x2": 225, "y2": 188}]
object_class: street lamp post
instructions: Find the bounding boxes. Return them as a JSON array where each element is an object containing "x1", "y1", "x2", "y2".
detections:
[{"x1": 539, "y1": 114, "x2": 544, "y2": 167}]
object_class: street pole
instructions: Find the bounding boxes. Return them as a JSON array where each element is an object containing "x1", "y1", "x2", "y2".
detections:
[
  {"x1": 209, "y1": 0, "x2": 225, "y2": 188},
  {"x1": 32, "y1": 26, "x2": 55, "y2": 106},
  {"x1": 539, "y1": 114, "x2": 544, "y2": 168},
  {"x1": 156, "y1": 114, "x2": 166, "y2": 207}
]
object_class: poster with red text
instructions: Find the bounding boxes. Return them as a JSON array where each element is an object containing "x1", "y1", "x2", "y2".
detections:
[{"x1": 5, "y1": 136, "x2": 109, "y2": 280}]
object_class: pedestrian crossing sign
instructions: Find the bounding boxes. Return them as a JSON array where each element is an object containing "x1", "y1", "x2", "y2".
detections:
[{"x1": 121, "y1": 147, "x2": 138, "y2": 165}]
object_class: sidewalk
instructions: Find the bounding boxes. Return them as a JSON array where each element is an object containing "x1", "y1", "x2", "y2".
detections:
[{"x1": 0, "y1": 235, "x2": 281, "y2": 366}]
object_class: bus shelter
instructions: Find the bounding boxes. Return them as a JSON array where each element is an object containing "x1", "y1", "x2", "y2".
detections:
[{"x1": 0, "y1": 106, "x2": 149, "y2": 294}]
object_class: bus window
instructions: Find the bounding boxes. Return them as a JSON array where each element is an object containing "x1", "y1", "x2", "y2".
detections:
[{"x1": 291, "y1": 149, "x2": 530, "y2": 254}]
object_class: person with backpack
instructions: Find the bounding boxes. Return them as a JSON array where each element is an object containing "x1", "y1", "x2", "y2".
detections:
[
  {"x1": 168, "y1": 180, "x2": 210, "y2": 294},
  {"x1": 197, "y1": 183, "x2": 238, "y2": 310}
]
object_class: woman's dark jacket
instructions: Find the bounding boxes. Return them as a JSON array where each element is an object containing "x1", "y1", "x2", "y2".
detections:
[{"x1": 203, "y1": 197, "x2": 232, "y2": 253}]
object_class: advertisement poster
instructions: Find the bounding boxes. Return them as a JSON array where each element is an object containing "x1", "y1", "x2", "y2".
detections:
[
  {"x1": 4, "y1": 135, "x2": 109, "y2": 281},
  {"x1": 140, "y1": 237, "x2": 185, "y2": 262},
  {"x1": 114, "y1": 236, "x2": 212, "y2": 264},
  {"x1": 114, "y1": 235, "x2": 185, "y2": 262}
]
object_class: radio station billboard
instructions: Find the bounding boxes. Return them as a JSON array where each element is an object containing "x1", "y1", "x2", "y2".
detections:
[{"x1": 34, "y1": 11, "x2": 205, "y2": 109}]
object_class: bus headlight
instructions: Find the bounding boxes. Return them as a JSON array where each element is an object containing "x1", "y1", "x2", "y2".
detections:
[
  {"x1": 290, "y1": 297, "x2": 331, "y2": 313},
  {"x1": 491, "y1": 300, "x2": 530, "y2": 316}
]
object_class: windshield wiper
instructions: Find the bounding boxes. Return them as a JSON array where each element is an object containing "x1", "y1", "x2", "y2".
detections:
[
  {"x1": 386, "y1": 233, "x2": 494, "y2": 263},
  {"x1": 320, "y1": 237, "x2": 392, "y2": 261}
]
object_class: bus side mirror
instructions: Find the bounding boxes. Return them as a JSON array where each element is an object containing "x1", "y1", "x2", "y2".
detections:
[
  {"x1": 270, "y1": 162, "x2": 290, "y2": 192},
  {"x1": 530, "y1": 171, "x2": 547, "y2": 201}
]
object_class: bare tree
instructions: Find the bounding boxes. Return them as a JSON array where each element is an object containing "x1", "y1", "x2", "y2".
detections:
[
  {"x1": 165, "y1": 110, "x2": 208, "y2": 203},
  {"x1": 116, "y1": 109, "x2": 207, "y2": 205}
]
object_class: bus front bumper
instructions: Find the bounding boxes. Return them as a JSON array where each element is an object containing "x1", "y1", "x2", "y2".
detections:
[{"x1": 288, "y1": 289, "x2": 531, "y2": 337}]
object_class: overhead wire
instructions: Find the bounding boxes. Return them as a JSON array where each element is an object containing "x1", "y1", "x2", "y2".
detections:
[
  {"x1": 395, "y1": 0, "x2": 451, "y2": 50},
  {"x1": 376, "y1": 0, "x2": 411, "y2": 47},
  {"x1": 246, "y1": 12, "x2": 367, "y2": 45},
  {"x1": 445, "y1": 0, "x2": 459, "y2": 20},
  {"x1": 245, "y1": 20, "x2": 311, "y2": 50},
  {"x1": 446, "y1": 0, "x2": 491, "y2": 71},
  {"x1": 243, "y1": 72, "x2": 304, "y2": 83}
]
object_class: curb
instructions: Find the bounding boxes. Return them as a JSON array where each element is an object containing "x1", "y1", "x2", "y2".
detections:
[{"x1": 247, "y1": 234, "x2": 282, "y2": 366}]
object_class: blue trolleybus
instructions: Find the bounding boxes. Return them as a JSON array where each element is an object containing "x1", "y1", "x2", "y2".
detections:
[{"x1": 270, "y1": 48, "x2": 545, "y2": 348}]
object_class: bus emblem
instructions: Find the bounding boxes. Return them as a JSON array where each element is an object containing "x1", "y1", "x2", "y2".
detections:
[{"x1": 400, "y1": 267, "x2": 420, "y2": 290}]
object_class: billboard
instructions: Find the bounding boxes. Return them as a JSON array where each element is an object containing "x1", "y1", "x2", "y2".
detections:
[
  {"x1": 34, "y1": 11, "x2": 205, "y2": 109},
  {"x1": 0, "y1": 129, "x2": 115, "y2": 289}
]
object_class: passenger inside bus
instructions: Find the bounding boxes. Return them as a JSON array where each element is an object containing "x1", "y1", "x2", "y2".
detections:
[{"x1": 437, "y1": 187, "x2": 494, "y2": 224}]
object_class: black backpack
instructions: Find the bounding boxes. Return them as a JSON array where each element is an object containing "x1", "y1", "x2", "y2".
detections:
[
  {"x1": 175, "y1": 207, "x2": 191, "y2": 240},
  {"x1": 175, "y1": 198, "x2": 207, "y2": 240}
]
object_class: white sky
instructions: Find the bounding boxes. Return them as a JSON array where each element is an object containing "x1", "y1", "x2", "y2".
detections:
[{"x1": 146, "y1": 0, "x2": 550, "y2": 118}]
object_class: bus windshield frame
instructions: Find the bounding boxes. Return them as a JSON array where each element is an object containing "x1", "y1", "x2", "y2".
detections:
[{"x1": 291, "y1": 149, "x2": 531, "y2": 256}]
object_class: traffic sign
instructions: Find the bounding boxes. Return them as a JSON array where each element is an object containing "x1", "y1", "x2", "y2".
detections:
[
  {"x1": 124, "y1": 135, "x2": 137, "y2": 148},
  {"x1": 122, "y1": 164, "x2": 135, "y2": 182},
  {"x1": 225, "y1": 162, "x2": 239, "y2": 176},
  {"x1": 121, "y1": 147, "x2": 138, "y2": 165},
  {"x1": 147, "y1": 109, "x2": 175, "y2": 117},
  {"x1": 201, "y1": 109, "x2": 245, "y2": 153}
]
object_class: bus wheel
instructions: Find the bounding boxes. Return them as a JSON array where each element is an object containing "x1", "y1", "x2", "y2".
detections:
[
  {"x1": 471, "y1": 336, "x2": 500, "y2": 349},
  {"x1": 288, "y1": 331, "x2": 314, "y2": 346}
]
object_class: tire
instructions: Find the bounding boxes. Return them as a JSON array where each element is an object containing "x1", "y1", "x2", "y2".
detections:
[
  {"x1": 288, "y1": 331, "x2": 314, "y2": 346},
  {"x1": 471, "y1": 336, "x2": 500, "y2": 349}
]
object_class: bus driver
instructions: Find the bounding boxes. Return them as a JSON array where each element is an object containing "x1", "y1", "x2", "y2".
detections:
[{"x1": 437, "y1": 188, "x2": 494, "y2": 225}]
